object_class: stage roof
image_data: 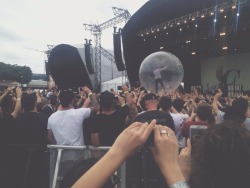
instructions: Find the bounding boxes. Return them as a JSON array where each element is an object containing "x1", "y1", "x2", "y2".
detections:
[{"x1": 122, "y1": 0, "x2": 250, "y2": 87}]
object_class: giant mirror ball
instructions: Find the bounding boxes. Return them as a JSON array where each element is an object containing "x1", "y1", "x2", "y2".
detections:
[{"x1": 139, "y1": 51, "x2": 184, "y2": 94}]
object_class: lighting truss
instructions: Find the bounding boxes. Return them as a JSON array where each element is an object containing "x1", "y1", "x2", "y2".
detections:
[
  {"x1": 83, "y1": 7, "x2": 131, "y2": 88},
  {"x1": 137, "y1": 0, "x2": 248, "y2": 37}
]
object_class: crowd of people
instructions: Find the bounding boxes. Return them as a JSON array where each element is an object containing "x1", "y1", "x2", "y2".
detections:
[{"x1": 0, "y1": 83, "x2": 250, "y2": 188}]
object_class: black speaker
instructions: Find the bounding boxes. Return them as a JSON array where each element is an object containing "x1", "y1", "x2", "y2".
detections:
[
  {"x1": 113, "y1": 32, "x2": 126, "y2": 71},
  {"x1": 84, "y1": 43, "x2": 94, "y2": 74}
]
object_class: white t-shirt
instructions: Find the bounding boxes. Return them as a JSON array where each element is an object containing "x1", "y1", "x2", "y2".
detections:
[
  {"x1": 47, "y1": 108, "x2": 91, "y2": 146},
  {"x1": 170, "y1": 113, "x2": 185, "y2": 133}
]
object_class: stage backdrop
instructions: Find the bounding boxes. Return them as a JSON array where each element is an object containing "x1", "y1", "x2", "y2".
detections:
[{"x1": 201, "y1": 52, "x2": 250, "y2": 91}]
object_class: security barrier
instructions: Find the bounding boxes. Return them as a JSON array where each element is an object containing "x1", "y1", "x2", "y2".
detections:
[{"x1": 48, "y1": 145, "x2": 126, "y2": 188}]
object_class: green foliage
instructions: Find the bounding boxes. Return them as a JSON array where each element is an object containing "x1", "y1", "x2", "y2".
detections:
[{"x1": 0, "y1": 62, "x2": 33, "y2": 83}]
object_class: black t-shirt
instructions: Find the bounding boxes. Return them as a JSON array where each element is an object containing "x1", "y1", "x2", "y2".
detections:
[
  {"x1": 91, "y1": 105, "x2": 129, "y2": 146},
  {"x1": 15, "y1": 112, "x2": 48, "y2": 145},
  {"x1": 0, "y1": 114, "x2": 17, "y2": 144}
]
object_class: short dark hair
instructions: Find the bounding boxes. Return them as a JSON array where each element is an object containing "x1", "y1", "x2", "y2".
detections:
[
  {"x1": 196, "y1": 103, "x2": 212, "y2": 122},
  {"x1": 21, "y1": 93, "x2": 37, "y2": 112},
  {"x1": 173, "y1": 98, "x2": 185, "y2": 112},
  {"x1": 232, "y1": 98, "x2": 248, "y2": 116},
  {"x1": 99, "y1": 90, "x2": 114, "y2": 110},
  {"x1": 191, "y1": 121, "x2": 250, "y2": 188},
  {"x1": 159, "y1": 96, "x2": 172, "y2": 111},
  {"x1": 1, "y1": 95, "x2": 14, "y2": 114},
  {"x1": 59, "y1": 90, "x2": 75, "y2": 108}
]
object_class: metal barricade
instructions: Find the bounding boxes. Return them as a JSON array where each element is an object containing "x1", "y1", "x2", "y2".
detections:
[{"x1": 48, "y1": 145, "x2": 126, "y2": 188}]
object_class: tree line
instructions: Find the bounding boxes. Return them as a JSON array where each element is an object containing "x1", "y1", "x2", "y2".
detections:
[{"x1": 0, "y1": 62, "x2": 32, "y2": 84}]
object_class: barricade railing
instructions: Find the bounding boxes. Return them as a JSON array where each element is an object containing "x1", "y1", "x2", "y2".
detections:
[{"x1": 48, "y1": 145, "x2": 126, "y2": 188}]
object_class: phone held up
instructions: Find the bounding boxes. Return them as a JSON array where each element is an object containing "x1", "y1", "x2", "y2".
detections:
[{"x1": 189, "y1": 125, "x2": 207, "y2": 145}]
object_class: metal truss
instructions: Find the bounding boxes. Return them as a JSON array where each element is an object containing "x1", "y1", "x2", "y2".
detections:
[
  {"x1": 137, "y1": 0, "x2": 248, "y2": 36},
  {"x1": 83, "y1": 7, "x2": 131, "y2": 89}
]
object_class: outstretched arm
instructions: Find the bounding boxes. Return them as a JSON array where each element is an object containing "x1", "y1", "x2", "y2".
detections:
[
  {"x1": 0, "y1": 85, "x2": 15, "y2": 103},
  {"x1": 72, "y1": 120, "x2": 156, "y2": 188}
]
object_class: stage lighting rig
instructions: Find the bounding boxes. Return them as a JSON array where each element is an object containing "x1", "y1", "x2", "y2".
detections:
[
  {"x1": 83, "y1": 7, "x2": 131, "y2": 88},
  {"x1": 137, "y1": 0, "x2": 247, "y2": 37}
]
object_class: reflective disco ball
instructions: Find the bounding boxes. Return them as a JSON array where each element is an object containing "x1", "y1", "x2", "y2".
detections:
[{"x1": 139, "y1": 51, "x2": 184, "y2": 94}]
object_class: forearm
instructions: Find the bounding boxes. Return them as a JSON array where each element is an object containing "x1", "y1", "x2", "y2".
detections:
[
  {"x1": 160, "y1": 165, "x2": 186, "y2": 187},
  {"x1": 72, "y1": 148, "x2": 126, "y2": 188},
  {"x1": 212, "y1": 97, "x2": 219, "y2": 114},
  {"x1": 88, "y1": 93, "x2": 99, "y2": 111}
]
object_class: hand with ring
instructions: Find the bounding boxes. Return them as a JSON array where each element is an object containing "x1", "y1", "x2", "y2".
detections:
[{"x1": 149, "y1": 125, "x2": 185, "y2": 186}]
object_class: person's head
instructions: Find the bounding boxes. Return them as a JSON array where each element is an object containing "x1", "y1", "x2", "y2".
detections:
[
  {"x1": 196, "y1": 103, "x2": 213, "y2": 122},
  {"x1": 59, "y1": 90, "x2": 75, "y2": 108},
  {"x1": 223, "y1": 106, "x2": 246, "y2": 124},
  {"x1": 21, "y1": 93, "x2": 37, "y2": 112},
  {"x1": 172, "y1": 98, "x2": 185, "y2": 112},
  {"x1": 232, "y1": 97, "x2": 249, "y2": 117},
  {"x1": 99, "y1": 90, "x2": 115, "y2": 110},
  {"x1": 48, "y1": 93, "x2": 58, "y2": 106},
  {"x1": 159, "y1": 96, "x2": 172, "y2": 112},
  {"x1": 191, "y1": 121, "x2": 250, "y2": 188},
  {"x1": 60, "y1": 158, "x2": 114, "y2": 188},
  {"x1": 143, "y1": 93, "x2": 159, "y2": 110},
  {"x1": 1, "y1": 95, "x2": 15, "y2": 115}
]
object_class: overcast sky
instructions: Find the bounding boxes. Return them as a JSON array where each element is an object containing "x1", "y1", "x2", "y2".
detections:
[{"x1": 0, "y1": 0, "x2": 148, "y2": 74}]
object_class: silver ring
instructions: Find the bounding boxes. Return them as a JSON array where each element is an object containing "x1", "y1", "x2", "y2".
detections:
[
  {"x1": 160, "y1": 130, "x2": 168, "y2": 134},
  {"x1": 160, "y1": 130, "x2": 172, "y2": 137}
]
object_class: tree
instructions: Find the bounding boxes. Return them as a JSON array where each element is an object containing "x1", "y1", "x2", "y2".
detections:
[{"x1": 0, "y1": 62, "x2": 33, "y2": 83}]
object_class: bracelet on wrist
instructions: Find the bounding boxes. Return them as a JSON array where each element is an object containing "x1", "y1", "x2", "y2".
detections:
[
  {"x1": 88, "y1": 93, "x2": 93, "y2": 97},
  {"x1": 169, "y1": 181, "x2": 189, "y2": 188}
]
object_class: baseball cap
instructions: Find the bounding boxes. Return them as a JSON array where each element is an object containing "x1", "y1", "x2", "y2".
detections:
[{"x1": 143, "y1": 93, "x2": 159, "y2": 101}]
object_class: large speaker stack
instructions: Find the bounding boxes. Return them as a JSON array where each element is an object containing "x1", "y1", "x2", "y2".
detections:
[
  {"x1": 113, "y1": 27, "x2": 126, "y2": 71},
  {"x1": 84, "y1": 39, "x2": 94, "y2": 74}
]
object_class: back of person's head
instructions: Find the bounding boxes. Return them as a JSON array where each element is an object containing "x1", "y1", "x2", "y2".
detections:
[
  {"x1": 21, "y1": 93, "x2": 37, "y2": 112},
  {"x1": 59, "y1": 90, "x2": 75, "y2": 108},
  {"x1": 232, "y1": 97, "x2": 249, "y2": 117},
  {"x1": 223, "y1": 106, "x2": 246, "y2": 124},
  {"x1": 60, "y1": 158, "x2": 113, "y2": 188},
  {"x1": 196, "y1": 103, "x2": 212, "y2": 122},
  {"x1": 1, "y1": 95, "x2": 15, "y2": 114},
  {"x1": 172, "y1": 98, "x2": 185, "y2": 112},
  {"x1": 191, "y1": 121, "x2": 250, "y2": 188},
  {"x1": 159, "y1": 96, "x2": 172, "y2": 111},
  {"x1": 194, "y1": 97, "x2": 200, "y2": 104},
  {"x1": 99, "y1": 90, "x2": 115, "y2": 110},
  {"x1": 143, "y1": 93, "x2": 159, "y2": 110},
  {"x1": 48, "y1": 93, "x2": 58, "y2": 106}
]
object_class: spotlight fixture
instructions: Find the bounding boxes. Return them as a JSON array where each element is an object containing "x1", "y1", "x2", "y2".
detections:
[
  {"x1": 210, "y1": 12, "x2": 214, "y2": 16},
  {"x1": 154, "y1": 36, "x2": 157, "y2": 39},
  {"x1": 186, "y1": 40, "x2": 191, "y2": 43},
  {"x1": 222, "y1": 46, "x2": 228, "y2": 50},
  {"x1": 214, "y1": 19, "x2": 217, "y2": 23},
  {"x1": 224, "y1": 15, "x2": 227, "y2": 19},
  {"x1": 192, "y1": 18, "x2": 195, "y2": 21},
  {"x1": 191, "y1": 52, "x2": 196, "y2": 55},
  {"x1": 220, "y1": 32, "x2": 226, "y2": 36},
  {"x1": 232, "y1": 5, "x2": 236, "y2": 9},
  {"x1": 160, "y1": 46, "x2": 164, "y2": 49},
  {"x1": 184, "y1": 20, "x2": 187, "y2": 23},
  {"x1": 164, "y1": 26, "x2": 167, "y2": 29},
  {"x1": 157, "y1": 29, "x2": 160, "y2": 32},
  {"x1": 220, "y1": 9, "x2": 224, "y2": 12},
  {"x1": 141, "y1": 34, "x2": 143, "y2": 37},
  {"x1": 195, "y1": 24, "x2": 198, "y2": 28},
  {"x1": 180, "y1": 28, "x2": 182, "y2": 31},
  {"x1": 237, "y1": 13, "x2": 240, "y2": 16},
  {"x1": 201, "y1": 15, "x2": 205, "y2": 18}
]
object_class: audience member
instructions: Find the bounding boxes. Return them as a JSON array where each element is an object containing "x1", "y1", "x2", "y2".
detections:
[
  {"x1": 47, "y1": 86, "x2": 99, "y2": 145},
  {"x1": 90, "y1": 85, "x2": 131, "y2": 146}
]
